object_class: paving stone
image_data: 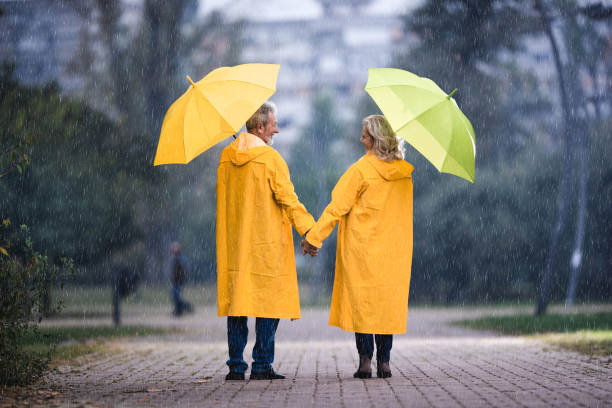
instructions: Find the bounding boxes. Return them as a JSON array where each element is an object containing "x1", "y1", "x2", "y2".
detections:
[{"x1": 34, "y1": 307, "x2": 612, "y2": 407}]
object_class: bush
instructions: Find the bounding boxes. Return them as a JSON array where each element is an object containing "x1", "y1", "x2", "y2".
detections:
[{"x1": 0, "y1": 222, "x2": 73, "y2": 386}]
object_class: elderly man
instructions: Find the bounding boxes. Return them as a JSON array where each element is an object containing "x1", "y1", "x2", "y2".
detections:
[{"x1": 216, "y1": 102, "x2": 316, "y2": 381}]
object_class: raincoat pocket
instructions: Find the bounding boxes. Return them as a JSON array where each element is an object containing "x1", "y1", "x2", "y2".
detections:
[{"x1": 251, "y1": 242, "x2": 282, "y2": 277}]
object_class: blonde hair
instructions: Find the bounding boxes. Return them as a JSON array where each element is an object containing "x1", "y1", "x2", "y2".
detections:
[
  {"x1": 362, "y1": 115, "x2": 404, "y2": 161},
  {"x1": 246, "y1": 101, "x2": 277, "y2": 133}
]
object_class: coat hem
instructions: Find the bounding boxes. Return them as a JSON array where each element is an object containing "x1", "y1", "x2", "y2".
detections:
[
  {"x1": 329, "y1": 321, "x2": 406, "y2": 335},
  {"x1": 218, "y1": 311, "x2": 301, "y2": 320}
]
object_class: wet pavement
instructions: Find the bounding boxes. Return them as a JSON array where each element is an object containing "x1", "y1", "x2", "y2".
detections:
[{"x1": 23, "y1": 306, "x2": 612, "y2": 407}]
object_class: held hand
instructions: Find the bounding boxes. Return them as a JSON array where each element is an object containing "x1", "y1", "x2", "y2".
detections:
[{"x1": 301, "y1": 239, "x2": 319, "y2": 257}]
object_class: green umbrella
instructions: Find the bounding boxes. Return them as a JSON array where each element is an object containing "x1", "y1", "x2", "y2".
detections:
[{"x1": 365, "y1": 68, "x2": 476, "y2": 183}]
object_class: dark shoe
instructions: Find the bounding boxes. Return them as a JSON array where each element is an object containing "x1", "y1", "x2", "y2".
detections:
[
  {"x1": 250, "y1": 368, "x2": 285, "y2": 380},
  {"x1": 225, "y1": 371, "x2": 245, "y2": 381},
  {"x1": 353, "y1": 370, "x2": 372, "y2": 379},
  {"x1": 353, "y1": 354, "x2": 372, "y2": 379},
  {"x1": 376, "y1": 360, "x2": 392, "y2": 378}
]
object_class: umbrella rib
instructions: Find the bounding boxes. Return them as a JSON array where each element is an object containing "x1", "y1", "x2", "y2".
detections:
[
  {"x1": 395, "y1": 99, "x2": 475, "y2": 177},
  {"x1": 400, "y1": 124, "x2": 449, "y2": 171},
  {"x1": 197, "y1": 80, "x2": 276, "y2": 128},
  {"x1": 186, "y1": 86, "x2": 236, "y2": 133},
  {"x1": 395, "y1": 99, "x2": 453, "y2": 133},
  {"x1": 366, "y1": 84, "x2": 445, "y2": 98},
  {"x1": 202, "y1": 79, "x2": 277, "y2": 90},
  {"x1": 455, "y1": 111, "x2": 476, "y2": 157}
]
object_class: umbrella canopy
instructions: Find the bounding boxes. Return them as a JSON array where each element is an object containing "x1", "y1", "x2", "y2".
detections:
[
  {"x1": 154, "y1": 63, "x2": 280, "y2": 165},
  {"x1": 365, "y1": 68, "x2": 476, "y2": 183}
]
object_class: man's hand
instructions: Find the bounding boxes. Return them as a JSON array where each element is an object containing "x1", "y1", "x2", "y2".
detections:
[{"x1": 301, "y1": 239, "x2": 319, "y2": 257}]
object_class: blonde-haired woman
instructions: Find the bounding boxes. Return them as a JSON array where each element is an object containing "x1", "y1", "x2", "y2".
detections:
[{"x1": 302, "y1": 115, "x2": 414, "y2": 378}]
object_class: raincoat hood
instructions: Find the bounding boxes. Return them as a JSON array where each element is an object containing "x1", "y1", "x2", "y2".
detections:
[
  {"x1": 227, "y1": 132, "x2": 270, "y2": 166},
  {"x1": 364, "y1": 153, "x2": 414, "y2": 181}
]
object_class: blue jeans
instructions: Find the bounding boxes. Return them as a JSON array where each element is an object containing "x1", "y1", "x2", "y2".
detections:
[
  {"x1": 227, "y1": 316, "x2": 279, "y2": 374},
  {"x1": 355, "y1": 333, "x2": 393, "y2": 362},
  {"x1": 170, "y1": 284, "x2": 190, "y2": 315}
]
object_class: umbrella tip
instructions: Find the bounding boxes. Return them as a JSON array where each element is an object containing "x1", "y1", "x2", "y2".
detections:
[
  {"x1": 186, "y1": 75, "x2": 196, "y2": 87},
  {"x1": 447, "y1": 88, "x2": 458, "y2": 99}
]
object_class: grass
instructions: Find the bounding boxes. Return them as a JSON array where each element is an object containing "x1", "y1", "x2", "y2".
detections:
[
  {"x1": 21, "y1": 326, "x2": 171, "y2": 346},
  {"x1": 54, "y1": 284, "x2": 217, "y2": 310},
  {"x1": 20, "y1": 326, "x2": 172, "y2": 363},
  {"x1": 456, "y1": 312, "x2": 612, "y2": 356}
]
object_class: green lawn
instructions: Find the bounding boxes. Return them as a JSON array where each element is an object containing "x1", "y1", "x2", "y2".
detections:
[
  {"x1": 53, "y1": 284, "x2": 216, "y2": 312},
  {"x1": 456, "y1": 312, "x2": 612, "y2": 356},
  {"x1": 21, "y1": 326, "x2": 172, "y2": 363}
]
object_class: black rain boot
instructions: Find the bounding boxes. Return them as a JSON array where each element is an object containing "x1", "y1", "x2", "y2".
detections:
[
  {"x1": 353, "y1": 354, "x2": 372, "y2": 379},
  {"x1": 376, "y1": 360, "x2": 392, "y2": 378}
]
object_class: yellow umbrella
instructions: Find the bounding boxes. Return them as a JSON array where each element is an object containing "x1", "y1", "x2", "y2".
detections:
[{"x1": 153, "y1": 63, "x2": 280, "y2": 165}]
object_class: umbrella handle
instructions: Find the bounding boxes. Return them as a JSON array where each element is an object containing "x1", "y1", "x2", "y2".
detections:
[
  {"x1": 447, "y1": 88, "x2": 458, "y2": 99},
  {"x1": 186, "y1": 75, "x2": 196, "y2": 88}
]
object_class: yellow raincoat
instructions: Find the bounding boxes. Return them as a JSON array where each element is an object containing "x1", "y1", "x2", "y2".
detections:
[
  {"x1": 217, "y1": 132, "x2": 315, "y2": 319},
  {"x1": 306, "y1": 153, "x2": 414, "y2": 334}
]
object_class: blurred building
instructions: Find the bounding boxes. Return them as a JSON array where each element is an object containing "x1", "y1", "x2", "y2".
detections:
[
  {"x1": 0, "y1": 0, "x2": 142, "y2": 94},
  {"x1": 0, "y1": 0, "x2": 84, "y2": 91},
  {"x1": 2, "y1": 0, "x2": 608, "y2": 146},
  {"x1": 198, "y1": 0, "x2": 422, "y2": 145},
  {"x1": 0, "y1": 0, "x2": 418, "y2": 147}
]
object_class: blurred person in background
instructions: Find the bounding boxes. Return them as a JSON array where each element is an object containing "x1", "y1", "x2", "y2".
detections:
[
  {"x1": 302, "y1": 115, "x2": 413, "y2": 379},
  {"x1": 169, "y1": 241, "x2": 193, "y2": 317}
]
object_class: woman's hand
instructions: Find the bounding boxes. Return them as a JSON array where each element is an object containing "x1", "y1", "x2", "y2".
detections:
[{"x1": 301, "y1": 239, "x2": 319, "y2": 257}]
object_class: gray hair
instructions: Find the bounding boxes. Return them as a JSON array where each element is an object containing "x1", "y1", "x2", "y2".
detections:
[
  {"x1": 363, "y1": 115, "x2": 404, "y2": 162},
  {"x1": 246, "y1": 101, "x2": 277, "y2": 133}
]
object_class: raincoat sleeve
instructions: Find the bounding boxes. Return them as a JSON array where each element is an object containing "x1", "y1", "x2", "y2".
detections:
[
  {"x1": 269, "y1": 156, "x2": 315, "y2": 236},
  {"x1": 306, "y1": 164, "x2": 364, "y2": 248}
]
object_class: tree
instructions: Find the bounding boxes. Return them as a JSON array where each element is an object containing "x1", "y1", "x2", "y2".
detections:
[
  {"x1": 393, "y1": 0, "x2": 553, "y2": 303},
  {"x1": 0, "y1": 65, "x2": 145, "y2": 273},
  {"x1": 0, "y1": 68, "x2": 74, "y2": 386},
  {"x1": 291, "y1": 93, "x2": 350, "y2": 299},
  {"x1": 534, "y1": 0, "x2": 611, "y2": 313},
  {"x1": 63, "y1": 1, "x2": 243, "y2": 281},
  {"x1": 395, "y1": 0, "x2": 541, "y2": 163}
]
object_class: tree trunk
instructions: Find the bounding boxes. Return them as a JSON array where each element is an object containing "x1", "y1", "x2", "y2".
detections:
[
  {"x1": 534, "y1": 0, "x2": 573, "y2": 316},
  {"x1": 566, "y1": 122, "x2": 588, "y2": 306},
  {"x1": 96, "y1": 0, "x2": 132, "y2": 133}
]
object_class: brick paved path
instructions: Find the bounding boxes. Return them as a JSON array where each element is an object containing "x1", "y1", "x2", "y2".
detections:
[{"x1": 38, "y1": 307, "x2": 612, "y2": 407}]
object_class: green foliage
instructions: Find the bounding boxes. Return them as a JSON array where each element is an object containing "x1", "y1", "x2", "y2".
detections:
[
  {"x1": 388, "y1": 0, "x2": 612, "y2": 305},
  {"x1": 0, "y1": 224, "x2": 73, "y2": 386},
  {"x1": 0, "y1": 67, "x2": 36, "y2": 179},
  {"x1": 85, "y1": 2, "x2": 243, "y2": 282},
  {"x1": 407, "y1": 143, "x2": 560, "y2": 304},
  {"x1": 581, "y1": 119, "x2": 612, "y2": 299},
  {"x1": 290, "y1": 93, "x2": 352, "y2": 290},
  {"x1": 291, "y1": 93, "x2": 351, "y2": 214},
  {"x1": 0, "y1": 65, "x2": 147, "y2": 269}
]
